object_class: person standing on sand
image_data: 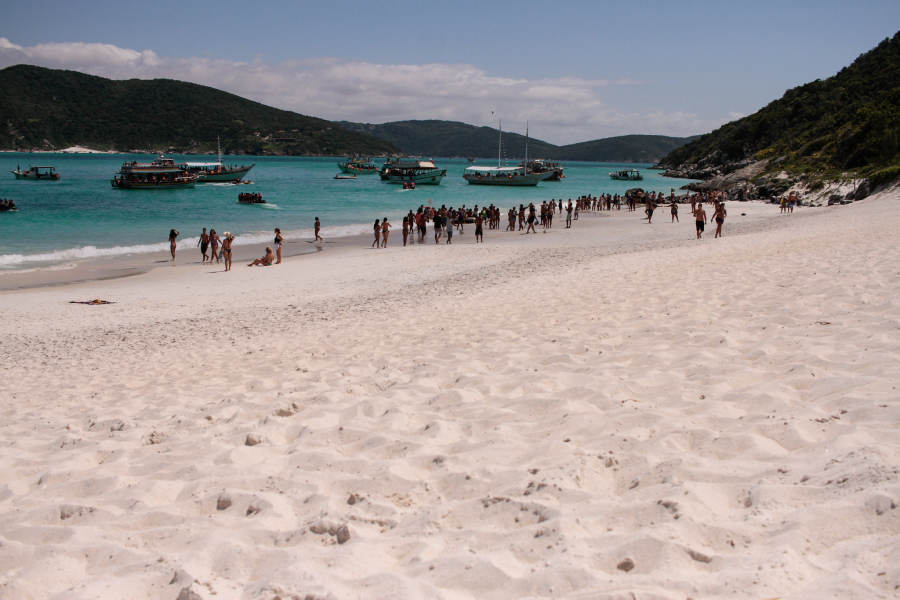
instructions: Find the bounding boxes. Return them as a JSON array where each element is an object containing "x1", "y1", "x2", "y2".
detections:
[
  {"x1": 381, "y1": 217, "x2": 391, "y2": 248},
  {"x1": 693, "y1": 204, "x2": 707, "y2": 239},
  {"x1": 314, "y1": 217, "x2": 323, "y2": 242},
  {"x1": 445, "y1": 210, "x2": 454, "y2": 244},
  {"x1": 566, "y1": 201, "x2": 573, "y2": 228},
  {"x1": 713, "y1": 202, "x2": 727, "y2": 238},
  {"x1": 274, "y1": 228, "x2": 283, "y2": 264},
  {"x1": 222, "y1": 232, "x2": 234, "y2": 271},
  {"x1": 670, "y1": 201, "x2": 679, "y2": 223},
  {"x1": 646, "y1": 197, "x2": 656, "y2": 224},
  {"x1": 372, "y1": 219, "x2": 381, "y2": 248},
  {"x1": 209, "y1": 229, "x2": 221, "y2": 264},
  {"x1": 526, "y1": 204, "x2": 537, "y2": 234},
  {"x1": 198, "y1": 228, "x2": 210, "y2": 263},
  {"x1": 402, "y1": 216, "x2": 409, "y2": 246},
  {"x1": 434, "y1": 212, "x2": 443, "y2": 244},
  {"x1": 169, "y1": 229, "x2": 180, "y2": 261},
  {"x1": 475, "y1": 213, "x2": 484, "y2": 243}
]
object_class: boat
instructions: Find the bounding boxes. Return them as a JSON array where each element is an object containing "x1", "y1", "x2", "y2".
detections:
[
  {"x1": 11, "y1": 165, "x2": 60, "y2": 180},
  {"x1": 0, "y1": 198, "x2": 17, "y2": 211},
  {"x1": 467, "y1": 157, "x2": 475, "y2": 162},
  {"x1": 334, "y1": 174, "x2": 357, "y2": 180},
  {"x1": 111, "y1": 156, "x2": 199, "y2": 189},
  {"x1": 520, "y1": 159, "x2": 565, "y2": 181},
  {"x1": 463, "y1": 121, "x2": 553, "y2": 186},
  {"x1": 609, "y1": 168, "x2": 643, "y2": 181},
  {"x1": 238, "y1": 192, "x2": 265, "y2": 204},
  {"x1": 382, "y1": 159, "x2": 446, "y2": 185},
  {"x1": 177, "y1": 138, "x2": 255, "y2": 182},
  {"x1": 338, "y1": 157, "x2": 378, "y2": 175}
]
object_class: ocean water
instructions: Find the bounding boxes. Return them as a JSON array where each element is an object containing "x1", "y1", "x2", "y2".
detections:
[{"x1": 0, "y1": 153, "x2": 694, "y2": 272}]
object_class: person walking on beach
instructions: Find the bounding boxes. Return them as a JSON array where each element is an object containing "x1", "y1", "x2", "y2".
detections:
[
  {"x1": 273, "y1": 228, "x2": 283, "y2": 264},
  {"x1": 693, "y1": 204, "x2": 707, "y2": 239},
  {"x1": 670, "y1": 201, "x2": 679, "y2": 223},
  {"x1": 475, "y1": 213, "x2": 484, "y2": 243},
  {"x1": 445, "y1": 210, "x2": 453, "y2": 244},
  {"x1": 566, "y1": 201, "x2": 573, "y2": 228},
  {"x1": 169, "y1": 229, "x2": 180, "y2": 261},
  {"x1": 402, "y1": 216, "x2": 410, "y2": 246},
  {"x1": 198, "y1": 228, "x2": 210, "y2": 263},
  {"x1": 526, "y1": 205, "x2": 537, "y2": 234},
  {"x1": 434, "y1": 212, "x2": 443, "y2": 244},
  {"x1": 372, "y1": 219, "x2": 381, "y2": 248},
  {"x1": 222, "y1": 232, "x2": 234, "y2": 271},
  {"x1": 314, "y1": 217, "x2": 323, "y2": 242},
  {"x1": 713, "y1": 202, "x2": 727, "y2": 238},
  {"x1": 209, "y1": 229, "x2": 221, "y2": 264},
  {"x1": 646, "y1": 198, "x2": 656, "y2": 224},
  {"x1": 381, "y1": 217, "x2": 391, "y2": 248},
  {"x1": 518, "y1": 205, "x2": 526, "y2": 231}
]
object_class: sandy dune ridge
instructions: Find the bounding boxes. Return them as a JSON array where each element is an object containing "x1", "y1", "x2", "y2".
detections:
[{"x1": 0, "y1": 195, "x2": 898, "y2": 599}]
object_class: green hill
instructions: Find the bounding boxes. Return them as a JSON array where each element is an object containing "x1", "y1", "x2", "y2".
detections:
[
  {"x1": 339, "y1": 120, "x2": 699, "y2": 162},
  {"x1": 0, "y1": 64, "x2": 400, "y2": 156},
  {"x1": 661, "y1": 31, "x2": 900, "y2": 175}
]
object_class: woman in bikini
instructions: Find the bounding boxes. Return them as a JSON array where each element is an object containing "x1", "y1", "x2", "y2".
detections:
[
  {"x1": 222, "y1": 233, "x2": 234, "y2": 271},
  {"x1": 381, "y1": 217, "x2": 391, "y2": 248},
  {"x1": 274, "y1": 228, "x2": 283, "y2": 264},
  {"x1": 168, "y1": 229, "x2": 179, "y2": 261},
  {"x1": 670, "y1": 201, "x2": 679, "y2": 223},
  {"x1": 248, "y1": 246, "x2": 275, "y2": 266},
  {"x1": 713, "y1": 202, "x2": 727, "y2": 238},
  {"x1": 209, "y1": 229, "x2": 221, "y2": 263},
  {"x1": 372, "y1": 219, "x2": 381, "y2": 248},
  {"x1": 402, "y1": 216, "x2": 409, "y2": 246}
]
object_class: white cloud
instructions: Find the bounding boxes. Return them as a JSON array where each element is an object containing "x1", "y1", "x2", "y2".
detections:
[
  {"x1": 729, "y1": 111, "x2": 746, "y2": 120},
  {"x1": 0, "y1": 38, "x2": 718, "y2": 144}
]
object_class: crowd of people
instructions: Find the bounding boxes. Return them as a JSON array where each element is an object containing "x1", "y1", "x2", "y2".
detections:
[
  {"x1": 238, "y1": 192, "x2": 265, "y2": 204},
  {"x1": 166, "y1": 186, "x2": 795, "y2": 267},
  {"x1": 0, "y1": 198, "x2": 17, "y2": 212}
]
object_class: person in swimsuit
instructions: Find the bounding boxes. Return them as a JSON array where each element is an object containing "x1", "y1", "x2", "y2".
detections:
[
  {"x1": 222, "y1": 232, "x2": 234, "y2": 271},
  {"x1": 646, "y1": 198, "x2": 655, "y2": 224},
  {"x1": 381, "y1": 217, "x2": 391, "y2": 248},
  {"x1": 670, "y1": 201, "x2": 679, "y2": 223},
  {"x1": 713, "y1": 202, "x2": 727, "y2": 238},
  {"x1": 198, "y1": 228, "x2": 210, "y2": 263},
  {"x1": 169, "y1": 229, "x2": 179, "y2": 261},
  {"x1": 314, "y1": 217, "x2": 323, "y2": 242},
  {"x1": 526, "y1": 205, "x2": 537, "y2": 234},
  {"x1": 693, "y1": 204, "x2": 707, "y2": 239},
  {"x1": 274, "y1": 228, "x2": 283, "y2": 264},
  {"x1": 402, "y1": 216, "x2": 409, "y2": 246},
  {"x1": 209, "y1": 229, "x2": 221, "y2": 263},
  {"x1": 475, "y1": 214, "x2": 484, "y2": 243},
  {"x1": 433, "y1": 213, "x2": 442, "y2": 244},
  {"x1": 445, "y1": 212, "x2": 453, "y2": 244},
  {"x1": 248, "y1": 246, "x2": 275, "y2": 266},
  {"x1": 566, "y1": 201, "x2": 573, "y2": 228},
  {"x1": 372, "y1": 219, "x2": 381, "y2": 248}
]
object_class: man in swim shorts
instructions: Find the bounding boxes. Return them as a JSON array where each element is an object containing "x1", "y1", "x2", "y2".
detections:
[
  {"x1": 693, "y1": 204, "x2": 707, "y2": 239},
  {"x1": 198, "y1": 228, "x2": 210, "y2": 263}
]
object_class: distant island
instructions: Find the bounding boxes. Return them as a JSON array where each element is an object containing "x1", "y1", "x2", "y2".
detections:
[
  {"x1": 0, "y1": 65, "x2": 400, "y2": 156},
  {"x1": 658, "y1": 30, "x2": 900, "y2": 196},
  {"x1": 339, "y1": 120, "x2": 700, "y2": 163}
]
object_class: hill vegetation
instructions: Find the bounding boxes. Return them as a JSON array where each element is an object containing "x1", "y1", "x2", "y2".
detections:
[
  {"x1": 661, "y1": 31, "x2": 900, "y2": 176},
  {"x1": 339, "y1": 120, "x2": 699, "y2": 163},
  {"x1": 0, "y1": 65, "x2": 399, "y2": 156}
]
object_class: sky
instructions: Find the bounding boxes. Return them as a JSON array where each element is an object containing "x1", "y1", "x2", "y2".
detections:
[{"x1": 1, "y1": 0, "x2": 898, "y2": 145}]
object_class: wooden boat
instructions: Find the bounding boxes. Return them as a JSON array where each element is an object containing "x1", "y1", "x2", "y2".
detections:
[
  {"x1": 178, "y1": 140, "x2": 254, "y2": 182},
  {"x1": 521, "y1": 159, "x2": 565, "y2": 181},
  {"x1": 338, "y1": 157, "x2": 378, "y2": 174},
  {"x1": 464, "y1": 121, "x2": 552, "y2": 186},
  {"x1": 111, "y1": 156, "x2": 198, "y2": 189},
  {"x1": 609, "y1": 168, "x2": 643, "y2": 181},
  {"x1": 11, "y1": 165, "x2": 60, "y2": 180},
  {"x1": 383, "y1": 160, "x2": 446, "y2": 185}
]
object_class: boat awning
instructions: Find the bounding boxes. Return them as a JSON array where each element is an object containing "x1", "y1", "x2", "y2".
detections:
[
  {"x1": 418, "y1": 161, "x2": 435, "y2": 168},
  {"x1": 183, "y1": 162, "x2": 222, "y2": 167},
  {"x1": 465, "y1": 166, "x2": 522, "y2": 172},
  {"x1": 33, "y1": 166, "x2": 56, "y2": 169}
]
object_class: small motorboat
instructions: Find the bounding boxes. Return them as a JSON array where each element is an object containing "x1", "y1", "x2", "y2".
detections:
[
  {"x1": 238, "y1": 192, "x2": 265, "y2": 204},
  {"x1": 0, "y1": 198, "x2": 18, "y2": 212},
  {"x1": 402, "y1": 181, "x2": 416, "y2": 190},
  {"x1": 231, "y1": 179, "x2": 253, "y2": 185},
  {"x1": 334, "y1": 174, "x2": 357, "y2": 180},
  {"x1": 11, "y1": 165, "x2": 61, "y2": 180}
]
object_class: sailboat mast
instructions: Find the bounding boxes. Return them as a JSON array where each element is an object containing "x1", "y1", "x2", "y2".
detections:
[
  {"x1": 217, "y1": 136, "x2": 222, "y2": 164},
  {"x1": 498, "y1": 119, "x2": 502, "y2": 169},
  {"x1": 525, "y1": 122, "x2": 529, "y2": 175}
]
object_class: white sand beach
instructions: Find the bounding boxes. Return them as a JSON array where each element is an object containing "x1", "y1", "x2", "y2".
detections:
[{"x1": 1, "y1": 193, "x2": 898, "y2": 599}]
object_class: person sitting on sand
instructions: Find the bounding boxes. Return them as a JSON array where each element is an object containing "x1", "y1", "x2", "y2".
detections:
[{"x1": 248, "y1": 247, "x2": 275, "y2": 266}]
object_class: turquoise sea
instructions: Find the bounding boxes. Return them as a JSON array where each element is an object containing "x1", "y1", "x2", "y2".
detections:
[{"x1": 0, "y1": 154, "x2": 694, "y2": 273}]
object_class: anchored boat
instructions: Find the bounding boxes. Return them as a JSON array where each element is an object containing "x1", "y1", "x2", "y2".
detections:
[
  {"x1": 463, "y1": 121, "x2": 552, "y2": 186},
  {"x1": 521, "y1": 159, "x2": 565, "y2": 181},
  {"x1": 177, "y1": 138, "x2": 255, "y2": 182},
  {"x1": 11, "y1": 165, "x2": 60, "y2": 180},
  {"x1": 111, "y1": 156, "x2": 199, "y2": 189},
  {"x1": 338, "y1": 157, "x2": 378, "y2": 174},
  {"x1": 609, "y1": 168, "x2": 643, "y2": 181},
  {"x1": 381, "y1": 158, "x2": 446, "y2": 185}
]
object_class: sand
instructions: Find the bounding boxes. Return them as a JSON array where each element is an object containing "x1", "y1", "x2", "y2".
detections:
[{"x1": 0, "y1": 194, "x2": 898, "y2": 599}]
